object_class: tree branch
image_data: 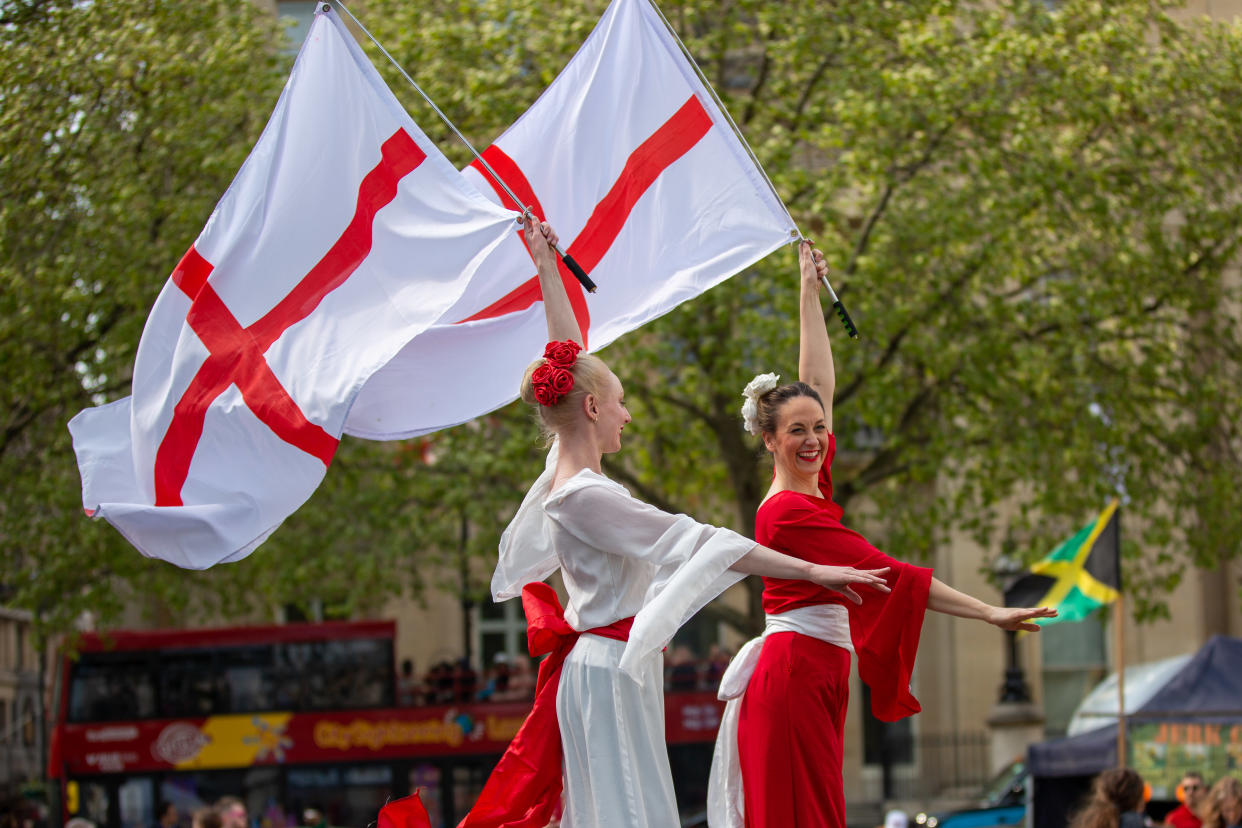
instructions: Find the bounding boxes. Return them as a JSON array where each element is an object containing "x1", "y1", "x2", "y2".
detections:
[
  {"x1": 792, "y1": 54, "x2": 836, "y2": 125},
  {"x1": 741, "y1": 37, "x2": 772, "y2": 126}
]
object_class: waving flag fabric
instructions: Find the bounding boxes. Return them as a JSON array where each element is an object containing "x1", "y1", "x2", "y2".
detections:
[
  {"x1": 1004, "y1": 500, "x2": 1122, "y2": 624},
  {"x1": 345, "y1": 0, "x2": 797, "y2": 439},
  {"x1": 68, "y1": 7, "x2": 517, "y2": 569}
]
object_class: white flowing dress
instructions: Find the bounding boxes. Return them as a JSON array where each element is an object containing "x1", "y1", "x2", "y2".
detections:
[{"x1": 491, "y1": 443, "x2": 754, "y2": 828}]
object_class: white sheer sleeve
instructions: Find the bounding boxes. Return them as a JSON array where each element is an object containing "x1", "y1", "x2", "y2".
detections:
[
  {"x1": 544, "y1": 476, "x2": 738, "y2": 565},
  {"x1": 490, "y1": 441, "x2": 560, "y2": 601},
  {"x1": 546, "y1": 474, "x2": 753, "y2": 682}
]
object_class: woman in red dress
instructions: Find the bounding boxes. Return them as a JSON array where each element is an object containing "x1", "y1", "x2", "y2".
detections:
[{"x1": 708, "y1": 241, "x2": 1056, "y2": 828}]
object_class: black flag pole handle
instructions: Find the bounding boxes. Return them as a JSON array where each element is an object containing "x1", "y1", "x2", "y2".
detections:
[
  {"x1": 821, "y1": 276, "x2": 859, "y2": 339},
  {"x1": 802, "y1": 236, "x2": 859, "y2": 339},
  {"x1": 559, "y1": 251, "x2": 597, "y2": 294}
]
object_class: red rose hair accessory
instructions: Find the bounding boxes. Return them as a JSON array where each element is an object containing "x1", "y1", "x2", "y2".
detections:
[
  {"x1": 543, "y1": 339, "x2": 581, "y2": 368},
  {"x1": 532, "y1": 340, "x2": 582, "y2": 406}
]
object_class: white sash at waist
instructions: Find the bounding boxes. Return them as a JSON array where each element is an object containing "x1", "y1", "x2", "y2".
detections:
[{"x1": 706, "y1": 604, "x2": 853, "y2": 827}]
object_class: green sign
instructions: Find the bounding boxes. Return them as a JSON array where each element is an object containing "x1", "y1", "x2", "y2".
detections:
[{"x1": 1130, "y1": 722, "x2": 1242, "y2": 798}]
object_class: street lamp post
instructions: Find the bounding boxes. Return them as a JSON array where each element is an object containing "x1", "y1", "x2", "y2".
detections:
[
  {"x1": 999, "y1": 629, "x2": 1032, "y2": 703},
  {"x1": 992, "y1": 548, "x2": 1033, "y2": 705},
  {"x1": 985, "y1": 546, "x2": 1045, "y2": 775}
]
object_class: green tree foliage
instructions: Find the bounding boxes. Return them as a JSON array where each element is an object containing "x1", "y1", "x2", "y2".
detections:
[
  {"x1": 368, "y1": 0, "x2": 1242, "y2": 627},
  {"x1": 0, "y1": 0, "x2": 287, "y2": 633},
  {"x1": 3, "y1": 0, "x2": 1240, "y2": 638}
]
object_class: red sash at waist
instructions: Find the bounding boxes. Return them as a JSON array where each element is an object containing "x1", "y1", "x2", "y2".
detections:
[
  {"x1": 458, "y1": 582, "x2": 632, "y2": 828},
  {"x1": 379, "y1": 582, "x2": 630, "y2": 828}
]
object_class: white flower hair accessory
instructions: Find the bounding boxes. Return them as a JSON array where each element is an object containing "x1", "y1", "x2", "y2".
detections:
[{"x1": 740, "y1": 372, "x2": 780, "y2": 435}]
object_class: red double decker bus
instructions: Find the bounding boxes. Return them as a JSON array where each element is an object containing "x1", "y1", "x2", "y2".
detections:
[{"x1": 48, "y1": 621, "x2": 725, "y2": 827}]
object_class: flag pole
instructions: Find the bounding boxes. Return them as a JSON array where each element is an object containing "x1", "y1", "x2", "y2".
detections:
[
  {"x1": 1114, "y1": 507, "x2": 1127, "y2": 769},
  {"x1": 326, "y1": 2, "x2": 598, "y2": 294}
]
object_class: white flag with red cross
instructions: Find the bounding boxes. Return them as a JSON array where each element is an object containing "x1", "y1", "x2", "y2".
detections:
[
  {"x1": 68, "y1": 7, "x2": 518, "y2": 569},
  {"x1": 344, "y1": 0, "x2": 798, "y2": 439}
]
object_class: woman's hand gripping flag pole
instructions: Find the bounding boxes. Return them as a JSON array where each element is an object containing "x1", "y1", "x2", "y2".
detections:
[{"x1": 801, "y1": 236, "x2": 859, "y2": 339}]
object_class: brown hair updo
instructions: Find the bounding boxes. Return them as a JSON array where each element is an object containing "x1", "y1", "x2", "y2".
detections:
[
  {"x1": 1069, "y1": 768, "x2": 1146, "y2": 828},
  {"x1": 756, "y1": 381, "x2": 824, "y2": 435},
  {"x1": 520, "y1": 352, "x2": 612, "y2": 441}
]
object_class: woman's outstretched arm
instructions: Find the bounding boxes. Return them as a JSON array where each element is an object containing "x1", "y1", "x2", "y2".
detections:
[
  {"x1": 729, "y1": 544, "x2": 890, "y2": 606},
  {"x1": 524, "y1": 215, "x2": 582, "y2": 346},
  {"x1": 797, "y1": 241, "x2": 835, "y2": 431},
  {"x1": 927, "y1": 577, "x2": 1057, "y2": 631}
]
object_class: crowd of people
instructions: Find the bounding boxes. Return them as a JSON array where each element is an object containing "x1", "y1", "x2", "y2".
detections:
[
  {"x1": 45, "y1": 796, "x2": 338, "y2": 828},
  {"x1": 394, "y1": 645, "x2": 734, "y2": 707},
  {"x1": 396, "y1": 655, "x2": 539, "y2": 706},
  {"x1": 1068, "y1": 769, "x2": 1242, "y2": 828}
]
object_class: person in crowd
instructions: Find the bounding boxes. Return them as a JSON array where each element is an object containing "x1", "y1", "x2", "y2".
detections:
[
  {"x1": 214, "y1": 796, "x2": 247, "y2": 828},
  {"x1": 707, "y1": 241, "x2": 1055, "y2": 828},
  {"x1": 1069, "y1": 768, "x2": 1148, "y2": 828},
  {"x1": 450, "y1": 217, "x2": 890, "y2": 828},
  {"x1": 1167, "y1": 772, "x2": 1208, "y2": 828},
  {"x1": 157, "y1": 800, "x2": 179, "y2": 828},
  {"x1": 452, "y1": 657, "x2": 478, "y2": 701},
  {"x1": 423, "y1": 660, "x2": 457, "y2": 705},
  {"x1": 190, "y1": 808, "x2": 221, "y2": 828},
  {"x1": 492, "y1": 654, "x2": 536, "y2": 702},
  {"x1": 476, "y1": 653, "x2": 512, "y2": 701},
  {"x1": 1200, "y1": 777, "x2": 1242, "y2": 828},
  {"x1": 705, "y1": 644, "x2": 733, "y2": 687},
  {"x1": 397, "y1": 658, "x2": 420, "y2": 706},
  {"x1": 300, "y1": 807, "x2": 329, "y2": 828},
  {"x1": 667, "y1": 645, "x2": 700, "y2": 692}
]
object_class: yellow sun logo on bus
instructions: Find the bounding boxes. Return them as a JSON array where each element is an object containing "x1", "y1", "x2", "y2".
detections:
[{"x1": 243, "y1": 716, "x2": 294, "y2": 763}]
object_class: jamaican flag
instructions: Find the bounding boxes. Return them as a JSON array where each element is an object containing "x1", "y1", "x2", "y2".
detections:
[{"x1": 1004, "y1": 500, "x2": 1121, "y2": 625}]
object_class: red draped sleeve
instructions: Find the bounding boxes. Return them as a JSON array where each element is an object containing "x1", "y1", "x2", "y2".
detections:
[{"x1": 755, "y1": 436, "x2": 932, "y2": 722}]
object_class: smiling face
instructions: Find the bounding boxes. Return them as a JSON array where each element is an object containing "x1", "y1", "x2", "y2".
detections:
[
  {"x1": 762, "y1": 395, "x2": 828, "y2": 481},
  {"x1": 590, "y1": 369, "x2": 631, "y2": 453}
]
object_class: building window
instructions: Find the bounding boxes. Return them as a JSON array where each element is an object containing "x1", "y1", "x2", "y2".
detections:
[
  {"x1": 862, "y1": 683, "x2": 914, "y2": 766},
  {"x1": 21, "y1": 698, "x2": 35, "y2": 746},
  {"x1": 474, "y1": 598, "x2": 526, "y2": 671}
]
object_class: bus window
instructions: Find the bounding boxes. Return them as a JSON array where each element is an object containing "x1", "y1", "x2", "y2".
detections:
[
  {"x1": 159, "y1": 649, "x2": 224, "y2": 718},
  {"x1": 68, "y1": 655, "x2": 156, "y2": 722},
  {"x1": 409, "y1": 764, "x2": 445, "y2": 828},
  {"x1": 273, "y1": 638, "x2": 394, "y2": 711},
  {"x1": 79, "y1": 780, "x2": 110, "y2": 826},
  {"x1": 286, "y1": 764, "x2": 394, "y2": 827},
  {"x1": 117, "y1": 776, "x2": 154, "y2": 828}
]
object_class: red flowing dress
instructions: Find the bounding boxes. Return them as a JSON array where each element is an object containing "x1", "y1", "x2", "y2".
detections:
[{"x1": 737, "y1": 433, "x2": 933, "y2": 827}]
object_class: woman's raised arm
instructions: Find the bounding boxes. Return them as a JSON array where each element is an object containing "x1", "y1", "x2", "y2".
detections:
[
  {"x1": 524, "y1": 215, "x2": 583, "y2": 347},
  {"x1": 797, "y1": 241, "x2": 835, "y2": 431}
]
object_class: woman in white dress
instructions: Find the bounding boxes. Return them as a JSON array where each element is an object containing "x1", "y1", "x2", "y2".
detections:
[{"x1": 452, "y1": 217, "x2": 892, "y2": 828}]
